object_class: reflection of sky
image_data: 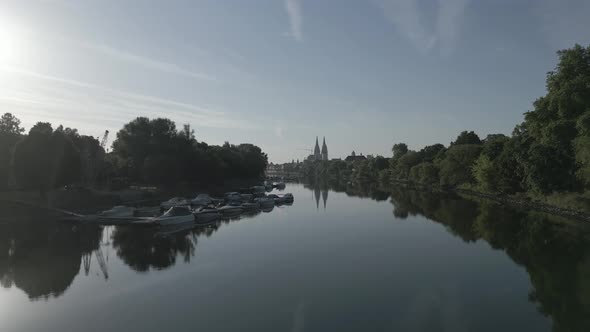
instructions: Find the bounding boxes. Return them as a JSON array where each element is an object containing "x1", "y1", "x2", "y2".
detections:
[{"x1": 0, "y1": 184, "x2": 551, "y2": 331}]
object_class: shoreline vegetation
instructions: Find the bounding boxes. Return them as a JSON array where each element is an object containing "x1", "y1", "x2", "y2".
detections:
[
  {"x1": 288, "y1": 44, "x2": 590, "y2": 220},
  {"x1": 0, "y1": 115, "x2": 268, "y2": 210}
]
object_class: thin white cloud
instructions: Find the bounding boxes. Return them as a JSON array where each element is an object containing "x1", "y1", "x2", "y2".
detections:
[
  {"x1": 285, "y1": 0, "x2": 303, "y2": 42},
  {"x1": 0, "y1": 66, "x2": 255, "y2": 136},
  {"x1": 83, "y1": 42, "x2": 217, "y2": 81},
  {"x1": 376, "y1": 0, "x2": 469, "y2": 55}
]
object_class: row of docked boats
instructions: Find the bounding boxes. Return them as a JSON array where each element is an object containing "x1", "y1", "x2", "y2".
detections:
[{"x1": 93, "y1": 191, "x2": 294, "y2": 226}]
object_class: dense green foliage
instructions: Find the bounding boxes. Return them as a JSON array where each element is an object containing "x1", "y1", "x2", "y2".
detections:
[
  {"x1": 109, "y1": 117, "x2": 267, "y2": 185},
  {"x1": 1, "y1": 115, "x2": 267, "y2": 191},
  {"x1": 301, "y1": 44, "x2": 590, "y2": 202}
]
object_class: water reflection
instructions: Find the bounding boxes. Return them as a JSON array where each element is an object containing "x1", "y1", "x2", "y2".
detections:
[
  {"x1": 3, "y1": 183, "x2": 590, "y2": 331},
  {"x1": 328, "y1": 182, "x2": 590, "y2": 332},
  {"x1": 0, "y1": 202, "x2": 103, "y2": 300}
]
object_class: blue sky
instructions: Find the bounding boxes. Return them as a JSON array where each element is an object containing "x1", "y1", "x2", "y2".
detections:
[{"x1": 1, "y1": 0, "x2": 589, "y2": 163}]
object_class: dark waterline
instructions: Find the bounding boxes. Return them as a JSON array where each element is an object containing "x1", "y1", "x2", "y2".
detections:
[{"x1": 1, "y1": 183, "x2": 589, "y2": 332}]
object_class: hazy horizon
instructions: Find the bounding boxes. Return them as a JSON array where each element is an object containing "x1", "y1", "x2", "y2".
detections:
[{"x1": 2, "y1": 0, "x2": 590, "y2": 163}]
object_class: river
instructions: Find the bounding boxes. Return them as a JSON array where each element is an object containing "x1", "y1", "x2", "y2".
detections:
[{"x1": 1, "y1": 183, "x2": 589, "y2": 332}]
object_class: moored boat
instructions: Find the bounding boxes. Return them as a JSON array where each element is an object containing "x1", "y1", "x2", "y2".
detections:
[
  {"x1": 153, "y1": 206, "x2": 195, "y2": 225},
  {"x1": 98, "y1": 205, "x2": 136, "y2": 218},
  {"x1": 250, "y1": 185, "x2": 266, "y2": 193},
  {"x1": 193, "y1": 207, "x2": 222, "y2": 224},
  {"x1": 160, "y1": 197, "x2": 190, "y2": 211},
  {"x1": 241, "y1": 202, "x2": 260, "y2": 211},
  {"x1": 218, "y1": 204, "x2": 243, "y2": 216},
  {"x1": 191, "y1": 194, "x2": 213, "y2": 206},
  {"x1": 254, "y1": 197, "x2": 275, "y2": 208}
]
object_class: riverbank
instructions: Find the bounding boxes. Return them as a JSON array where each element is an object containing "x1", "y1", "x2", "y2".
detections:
[
  {"x1": 0, "y1": 178, "x2": 267, "y2": 215},
  {"x1": 386, "y1": 180, "x2": 590, "y2": 223}
]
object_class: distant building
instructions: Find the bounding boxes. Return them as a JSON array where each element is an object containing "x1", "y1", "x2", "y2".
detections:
[
  {"x1": 308, "y1": 136, "x2": 329, "y2": 161},
  {"x1": 345, "y1": 150, "x2": 366, "y2": 162}
]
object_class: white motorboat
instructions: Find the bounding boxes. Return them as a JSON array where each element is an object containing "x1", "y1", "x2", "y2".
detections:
[
  {"x1": 152, "y1": 206, "x2": 195, "y2": 225},
  {"x1": 224, "y1": 192, "x2": 242, "y2": 202},
  {"x1": 191, "y1": 194, "x2": 213, "y2": 206},
  {"x1": 241, "y1": 202, "x2": 260, "y2": 211},
  {"x1": 240, "y1": 193, "x2": 253, "y2": 201},
  {"x1": 267, "y1": 193, "x2": 294, "y2": 204},
  {"x1": 160, "y1": 197, "x2": 190, "y2": 210},
  {"x1": 155, "y1": 222, "x2": 196, "y2": 237},
  {"x1": 98, "y1": 205, "x2": 136, "y2": 218},
  {"x1": 279, "y1": 193, "x2": 294, "y2": 202},
  {"x1": 261, "y1": 205, "x2": 274, "y2": 213}
]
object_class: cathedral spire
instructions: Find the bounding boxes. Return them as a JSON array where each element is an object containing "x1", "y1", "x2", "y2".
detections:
[
  {"x1": 321, "y1": 136, "x2": 328, "y2": 161},
  {"x1": 314, "y1": 136, "x2": 321, "y2": 160}
]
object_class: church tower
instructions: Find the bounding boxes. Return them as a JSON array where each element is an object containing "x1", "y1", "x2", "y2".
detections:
[
  {"x1": 314, "y1": 136, "x2": 321, "y2": 160},
  {"x1": 321, "y1": 137, "x2": 328, "y2": 161}
]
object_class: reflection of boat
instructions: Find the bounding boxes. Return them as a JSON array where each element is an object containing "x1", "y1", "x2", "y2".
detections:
[
  {"x1": 153, "y1": 206, "x2": 195, "y2": 225},
  {"x1": 160, "y1": 197, "x2": 190, "y2": 210},
  {"x1": 155, "y1": 222, "x2": 195, "y2": 237},
  {"x1": 193, "y1": 207, "x2": 222, "y2": 225}
]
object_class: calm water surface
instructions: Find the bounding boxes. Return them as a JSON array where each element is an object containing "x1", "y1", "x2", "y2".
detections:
[{"x1": 1, "y1": 183, "x2": 590, "y2": 332}]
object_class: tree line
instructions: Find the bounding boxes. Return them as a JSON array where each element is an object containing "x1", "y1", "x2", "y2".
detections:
[
  {"x1": 300, "y1": 44, "x2": 590, "y2": 209},
  {"x1": 0, "y1": 115, "x2": 268, "y2": 192}
]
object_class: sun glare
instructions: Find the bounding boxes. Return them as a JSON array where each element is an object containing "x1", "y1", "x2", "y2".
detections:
[{"x1": 0, "y1": 24, "x2": 22, "y2": 64}]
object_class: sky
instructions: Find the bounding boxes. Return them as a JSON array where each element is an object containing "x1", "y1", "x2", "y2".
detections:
[{"x1": 1, "y1": 0, "x2": 589, "y2": 163}]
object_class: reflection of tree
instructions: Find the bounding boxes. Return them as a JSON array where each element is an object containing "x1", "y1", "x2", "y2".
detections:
[
  {"x1": 384, "y1": 189, "x2": 590, "y2": 332},
  {"x1": 113, "y1": 219, "x2": 226, "y2": 272},
  {"x1": 112, "y1": 226, "x2": 197, "y2": 272},
  {"x1": 0, "y1": 203, "x2": 102, "y2": 300}
]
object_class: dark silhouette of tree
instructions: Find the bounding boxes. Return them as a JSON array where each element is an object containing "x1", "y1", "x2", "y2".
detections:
[
  {"x1": 13, "y1": 125, "x2": 81, "y2": 192},
  {"x1": 0, "y1": 113, "x2": 25, "y2": 135},
  {"x1": 451, "y1": 130, "x2": 482, "y2": 145}
]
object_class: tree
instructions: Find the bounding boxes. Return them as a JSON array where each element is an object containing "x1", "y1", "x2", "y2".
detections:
[
  {"x1": 438, "y1": 144, "x2": 483, "y2": 187},
  {"x1": 482, "y1": 134, "x2": 509, "y2": 159},
  {"x1": 409, "y1": 162, "x2": 439, "y2": 185},
  {"x1": 0, "y1": 113, "x2": 24, "y2": 189},
  {"x1": 111, "y1": 117, "x2": 268, "y2": 184},
  {"x1": 472, "y1": 155, "x2": 497, "y2": 192},
  {"x1": 419, "y1": 144, "x2": 445, "y2": 162},
  {"x1": 451, "y1": 131, "x2": 482, "y2": 145},
  {"x1": 29, "y1": 122, "x2": 53, "y2": 135},
  {"x1": 0, "y1": 113, "x2": 25, "y2": 135},
  {"x1": 392, "y1": 143, "x2": 408, "y2": 158},
  {"x1": 13, "y1": 128, "x2": 81, "y2": 192}
]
